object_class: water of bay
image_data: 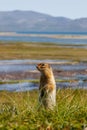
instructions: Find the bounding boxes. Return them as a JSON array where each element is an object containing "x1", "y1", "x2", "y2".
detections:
[{"x1": 0, "y1": 32, "x2": 87, "y2": 46}]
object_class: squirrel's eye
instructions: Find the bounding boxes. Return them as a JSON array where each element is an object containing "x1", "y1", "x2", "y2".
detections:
[{"x1": 41, "y1": 64, "x2": 45, "y2": 66}]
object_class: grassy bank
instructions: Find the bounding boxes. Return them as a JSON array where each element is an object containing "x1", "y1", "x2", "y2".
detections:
[
  {"x1": 0, "y1": 89, "x2": 87, "y2": 129},
  {"x1": 0, "y1": 79, "x2": 77, "y2": 85},
  {"x1": 0, "y1": 42, "x2": 87, "y2": 61}
]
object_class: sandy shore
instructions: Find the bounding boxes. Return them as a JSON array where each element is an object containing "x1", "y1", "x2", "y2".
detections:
[{"x1": 0, "y1": 32, "x2": 87, "y2": 39}]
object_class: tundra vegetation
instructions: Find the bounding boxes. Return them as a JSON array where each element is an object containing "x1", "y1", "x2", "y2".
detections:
[
  {"x1": 0, "y1": 42, "x2": 87, "y2": 61},
  {"x1": 0, "y1": 42, "x2": 87, "y2": 129},
  {"x1": 0, "y1": 89, "x2": 87, "y2": 129}
]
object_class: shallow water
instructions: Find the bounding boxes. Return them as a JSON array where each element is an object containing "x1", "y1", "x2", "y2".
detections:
[
  {"x1": 0, "y1": 63, "x2": 87, "y2": 73},
  {"x1": 0, "y1": 59, "x2": 70, "y2": 64},
  {"x1": 1, "y1": 36, "x2": 87, "y2": 45},
  {"x1": 57, "y1": 81, "x2": 87, "y2": 89},
  {"x1": 0, "y1": 80, "x2": 87, "y2": 92},
  {"x1": 0, "y1": 59, "x2": 87, "y2": 72},
  {"x1": 0, "y1": 59, "x2": 87, "y2": 91},
  {"x1": 52, "y1": 63, "x2": 87, "y2": 71},
  {"x1": 0, "y1": 82, "x2": 38, "y2": 92},
  {"x1": 0, "y1": 59, "x2": 70, "y2": 72},
  {"x1": 58, "y1": 74, "x2": 87, "y2": 81}
]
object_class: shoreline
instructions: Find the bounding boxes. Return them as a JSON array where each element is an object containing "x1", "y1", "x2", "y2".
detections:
[{"x1": 0, "y1": 32, "x2": 87, "y2": 39}]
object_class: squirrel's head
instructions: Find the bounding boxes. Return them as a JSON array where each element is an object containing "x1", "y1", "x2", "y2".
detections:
[{"x1": 36, "y1": 63, "x2": 51, "y2": 73}]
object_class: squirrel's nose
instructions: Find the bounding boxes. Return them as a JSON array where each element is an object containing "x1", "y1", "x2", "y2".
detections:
[{"x1": 36, "y1": 65, "x2": 38, "y2": 69}]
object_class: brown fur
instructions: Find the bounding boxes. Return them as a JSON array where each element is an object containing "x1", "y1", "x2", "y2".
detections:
[{"x1": 36, "y1": 63, "x2": 56, "y2": 109}]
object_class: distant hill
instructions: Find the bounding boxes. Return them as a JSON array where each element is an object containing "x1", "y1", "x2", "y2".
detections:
[{"x1": 0, "y1": 10, "x2": 87, "y2": 32}]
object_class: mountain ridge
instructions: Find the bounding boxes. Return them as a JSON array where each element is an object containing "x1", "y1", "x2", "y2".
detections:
[{"x1": 0, "y1": 10, "x2": 87, "y2": 32}]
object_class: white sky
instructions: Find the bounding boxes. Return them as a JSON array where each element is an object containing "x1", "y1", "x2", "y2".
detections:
[{"x1": 0, "y1": 0, "x2": 87, "y2": 19}]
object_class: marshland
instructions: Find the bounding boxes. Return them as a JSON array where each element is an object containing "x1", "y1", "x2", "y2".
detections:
[{"x1": 0, "y1": 38, "x2": 87, "y2": 129}]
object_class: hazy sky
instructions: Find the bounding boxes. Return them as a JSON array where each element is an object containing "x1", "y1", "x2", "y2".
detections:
[{"x1": 0, "y1": 0, "x2": 87, "y2": 19}]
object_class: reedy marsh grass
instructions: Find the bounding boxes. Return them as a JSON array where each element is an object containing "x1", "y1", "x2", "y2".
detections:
[
  {"x1": 0, "y1": 89, "x2": 87, "y2": 130},
  {"x1": 0, "y1": 42, "x2": 87, "y2": 61}
]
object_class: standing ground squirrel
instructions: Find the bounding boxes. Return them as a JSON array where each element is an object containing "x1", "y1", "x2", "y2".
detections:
[{"x1": 36, "y1": 63, "x2": 56, "y2": 109}]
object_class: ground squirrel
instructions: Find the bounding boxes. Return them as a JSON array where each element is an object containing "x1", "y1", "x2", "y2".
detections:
[{"x1": 36, "y1": 63, "x2": 56, "y2": 109}]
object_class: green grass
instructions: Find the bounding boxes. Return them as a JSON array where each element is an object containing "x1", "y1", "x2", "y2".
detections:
[
  {"x1": 0, "y1": 42, "x2": 87, "y2": 61},
  {"x1": 0, "y1": 79, "x2": 39, "y2": 84},
  {"x1": 0, "y1": 89, "x2": 87, "y2": 130}
]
